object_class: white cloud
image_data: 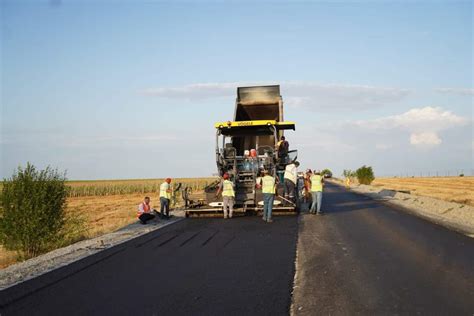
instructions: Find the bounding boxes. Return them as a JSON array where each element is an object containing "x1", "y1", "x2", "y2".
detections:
[
  {"x1": 140, "y1": 81, "x2": 411, "y2": 110},
  {"x1": 284, "y1": 82, "x2": 411, "y2": 110},
  {"x1": 140, "y1": 82, "x2": 238, "y2": 99},
  {"x1": 353, "y1": 106, "x2": 468, "y2": 147},
  {"x1": 409, "y1": 132, "x2": 442, "y2": 146},
  {"x1": 436, "y1": 88, "x2": 474, "y2": 96},
  {"x1": 360, "y1": 106, "x2": 467, "y2": 130}
]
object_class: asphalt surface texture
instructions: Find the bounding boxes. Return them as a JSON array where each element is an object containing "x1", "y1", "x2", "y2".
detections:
[
  {"x1": 0, "y1": 216, "x2": 299, "y2": 316},
  {"x1": 1, "y1": 182, "x2": 474, "y2": 316},
  {"x1": 293, "y1": 183, "x2": 474, "y2": 315}
]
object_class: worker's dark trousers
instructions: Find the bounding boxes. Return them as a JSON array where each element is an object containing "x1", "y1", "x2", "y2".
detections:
[
  {"x1": 284, "y1": 179, "x2": 296, "y2": 201},
  {"x1": 160, "y1": 197, "x2": 170, "y2": 218},
  {"x1": 139, "y1": 213, "x2": 155, "y2": 224}
]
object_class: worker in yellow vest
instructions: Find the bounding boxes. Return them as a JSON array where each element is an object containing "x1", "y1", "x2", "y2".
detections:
[
  {"x1": 284, "y1": 161, "x2": 300, "y2": 202},
  {"x1": 215, "y1": 173, "x2": 235, "y2": 219},
  {"x1": 345, "y1": 177, "x2": 352, "y2": 188},
  {"x1": 137, "y1": 196, "x2": 156, "y2": 224},
  {"x1": 160, "y1": 178, "x2": 172, "y2": 219},
  {"x1": 260, "y1": 170, "x2": 277, "y2": 223},
  {"x1": 310, "y1": 170, "x2": 324, "y2": 215}
]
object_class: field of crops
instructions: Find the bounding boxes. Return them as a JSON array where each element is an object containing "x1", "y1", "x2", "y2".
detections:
[
  {"x1": 372, "y1": 176, "x2": 474, "y2": 206},
  {"x1": 66, "y1": 178, "x2": 217, "y2": 197}
]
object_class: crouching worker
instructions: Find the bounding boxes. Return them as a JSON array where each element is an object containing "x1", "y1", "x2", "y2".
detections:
[
  {"x1": 160, "y1": 178, "x2": 172, "y2": 219},
  {"x1": 215, "y1": 173, "x2": 235, "y2": 219},
  {"x1": 137, "y1": 197, "x2": 155, "y2": 224}
]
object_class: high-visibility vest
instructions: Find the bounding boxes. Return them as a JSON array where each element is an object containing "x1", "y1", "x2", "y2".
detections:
[
  {"x1": 284, "y1": 163, "x2": 297, "y2": 184},
  {"x1": 137, "y1": 202, "x2": 151, "y2": 217},
  {"x1": 222, "y1": 180, "x2": 235, "y2": 197},
  {"x1": 262, "y1": 175, "x2": 276, "y2": 194},
  {"x1": 160, "y1": 182, "x2": 171, "y2": 199},
  {"x1": 310, "y1": 175, "x2": 323, "y2": 192}
]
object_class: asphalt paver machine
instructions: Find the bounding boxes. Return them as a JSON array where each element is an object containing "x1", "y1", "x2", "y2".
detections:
[{"x1": 184, "y1": 85, "x2": 299, "y2": 217}]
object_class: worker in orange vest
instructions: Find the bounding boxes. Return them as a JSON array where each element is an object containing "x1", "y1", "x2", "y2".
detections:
[{"x1": 137, "y1": 197, "x2": 156, "y2": 224}]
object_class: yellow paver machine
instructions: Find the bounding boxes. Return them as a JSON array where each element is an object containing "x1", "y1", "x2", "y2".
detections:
[{"x1": 184, "y1": 85, "x2": 299, "y2": 217}]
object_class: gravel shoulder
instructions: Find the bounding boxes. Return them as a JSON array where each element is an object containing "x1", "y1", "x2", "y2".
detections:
[
  {"x1": 328, "y1": 179, "x2": 474, "y2": 236},
  {"x1": 0, "y1": 211, "x2": 184, "y2": 290}
]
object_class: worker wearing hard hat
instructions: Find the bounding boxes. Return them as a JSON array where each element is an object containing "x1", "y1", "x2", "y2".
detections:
[
  {"x1": 260, "y1": 170, "x2": 277, "y2": 223},
  {"x1": 284, "y1": 161, "x2": 300, "y2": 203},
  {"x1": 310, "y1": 170, "x2": 324, "y2": 215},
  {"x1": 159, "y1": 178, "x2": 172, "y2": 219},
  {"x1": 215, "y1": 173, "x2": 235, "y2": 219},
  {"x1": 137, "y1": 197, "x2": 156, "y2": 224}
]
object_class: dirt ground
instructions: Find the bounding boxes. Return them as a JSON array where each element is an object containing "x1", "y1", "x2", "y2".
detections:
[
  {"x1": 371, "y1": 177, "x2": 474, "y2": 207},
  {"x1": 0, "y1": 193, "x2": 164, "y2": 269}
]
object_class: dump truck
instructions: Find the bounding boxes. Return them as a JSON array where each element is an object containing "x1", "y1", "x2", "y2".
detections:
[{"x1": 184, "y1": 85, "x2": 299, "y2": 217}]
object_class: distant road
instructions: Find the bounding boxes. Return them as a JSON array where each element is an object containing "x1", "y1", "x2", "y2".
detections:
[
  {"x1": 1, "y1": 183, "x2": 473, "y2": 315},
  {"x1": 293, "y1": 183, "x2": 474, "y2": 315}
]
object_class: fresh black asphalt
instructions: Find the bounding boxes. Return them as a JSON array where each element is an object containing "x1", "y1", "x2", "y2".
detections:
[
  {"x1": 0, "y1": 216, "x2": 299, "y2": 316},
  {"x1": 293, "y1": 183, "x2": 474, "y2": 315},
  {"x1": 1, "y1": 182, "x2": 474, "y2": 315}
]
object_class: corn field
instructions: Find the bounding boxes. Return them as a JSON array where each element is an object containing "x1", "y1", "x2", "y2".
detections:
[{"x1": 66, "y1": 178, "x2": 217, "y2": 198}]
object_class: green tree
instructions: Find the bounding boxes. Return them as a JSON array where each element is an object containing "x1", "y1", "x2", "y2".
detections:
[
  {"x1": 355, "y1": 165, "x2": 375, "y2": 185},
  {"x1": 0, "y1": 163, "x2": 69, "y2": 259},
  {"x1": 321, "y1": 169, "x2": 333, "y2": 178},
  {"x1": 342, "y1": 169, "x2": 354, "y2": 178}
]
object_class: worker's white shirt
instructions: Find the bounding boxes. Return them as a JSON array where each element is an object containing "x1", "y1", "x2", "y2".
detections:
[
  {"x1": 284, "y1": 163, "x2": 297, "y2": 184},
  {"x1": 137, "y1": 202, "x2": 151, "y2": 214}
]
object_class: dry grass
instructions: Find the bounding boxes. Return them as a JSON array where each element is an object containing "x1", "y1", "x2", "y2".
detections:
[
  {"x1": 0, "y1": 193, "x2": 150, "y2": 269},
  {"x1": 372, "y1": 176, "x2": 474, "y2": 206},
  {"x1": 0, "y1": 246, "x2": 17, "y2": 269}
]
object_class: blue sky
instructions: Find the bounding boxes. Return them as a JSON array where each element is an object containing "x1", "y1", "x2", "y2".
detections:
[{"x1": 1, "y1": 0, "x2": 472, "y2": 179}]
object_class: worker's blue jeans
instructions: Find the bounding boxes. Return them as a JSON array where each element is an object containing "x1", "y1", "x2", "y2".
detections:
[
  {"x1": 263, "y1": 193, "x2": 275, "y2": 221},
  {"x1": 160, "y1": 197, "x2": 170, "y2": 218},
  {"x1": 310, "y1": 191, "x2": 322, "y2": 213}
]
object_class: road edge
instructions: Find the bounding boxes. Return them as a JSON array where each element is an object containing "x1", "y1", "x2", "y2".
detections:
[{"x1": 0, "y1": 215, "x2": 185, "y2": 291}]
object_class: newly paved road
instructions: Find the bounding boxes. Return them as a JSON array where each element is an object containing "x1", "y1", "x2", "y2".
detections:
[
  {"x1": 293, "y1": 183, "x2": 474, "y2": 315},
  {"x1": 0, "y1": 216, "x2": 299, "y2": 316},
  {"x1": 1, "y1": 183, "x2": 473, "y2": 315}
]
